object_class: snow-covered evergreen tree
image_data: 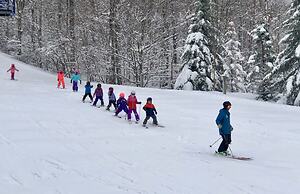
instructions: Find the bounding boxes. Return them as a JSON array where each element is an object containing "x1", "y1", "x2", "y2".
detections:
[
  {"x1": 223, "y1": 22, "x2": 247, "y2": 92},
  {"x1": 174, "y1": 0, "x2": 214, "y2": 90},
  {"x1": 258, "y1": 0, "x2": 300, "y2": 105},
  {"x1": 246, "y1": 24, "x2": 276, "y2": 92}
]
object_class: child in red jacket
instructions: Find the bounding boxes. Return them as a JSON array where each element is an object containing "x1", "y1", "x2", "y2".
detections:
[
  {"x1": 7, "y1": 64, "x2": 19, "y2": 80},
  {"x1": 127, "y1": 91, "x2": 141, "y2": 122},
  {"x1": 142, "y1": 97, "x2": 158, "y2": 126}
]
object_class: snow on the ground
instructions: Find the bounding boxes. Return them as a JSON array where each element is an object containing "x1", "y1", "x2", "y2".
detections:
[{"x1": 0, "y1": 52, "x2": 300, "y2": 194}]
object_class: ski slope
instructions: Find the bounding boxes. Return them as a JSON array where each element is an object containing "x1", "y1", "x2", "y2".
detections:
[{"x1": 0, "y1": 52, "x2": 299, "y2": 194}]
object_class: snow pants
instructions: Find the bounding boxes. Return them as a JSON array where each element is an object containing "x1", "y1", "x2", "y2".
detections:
[
  {"x1": 58, "y1": 80, "x2": 65, "y2": 89},
  {"x1": 73, "y1": 81, "x2": 78, "y2": 92},
  {"x1": 107, "y1": 100, "x2": 117, "y2": 110},
  {"x1": 93, "y1": 96, "x2": 104, "y2": 106},
  {"x1": 115, "y1": 106, "x2": 128, "y2": 115},
  {"x1": 218, "y1": 134, "x2": 231, "y2": 153},
  {"x1": 128, "y1": 109, "x2": 140, "y2": 121},
  {"x1": 143, "y1": 115, "x2": 158, "y2": 125},
  {"x1": 82, "y1": 93, "x2": 93, "y2": 102},
  {"x1": 11, "y1": 72, "x2": 15, "y2": 80}
]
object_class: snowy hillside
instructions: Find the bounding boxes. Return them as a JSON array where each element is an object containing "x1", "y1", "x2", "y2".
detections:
[{"x1": 0, "y1": 52, "x2": 300, "y2": 194}]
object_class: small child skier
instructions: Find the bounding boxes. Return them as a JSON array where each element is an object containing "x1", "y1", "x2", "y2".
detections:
[
  {"x1": 106, "y1": 87, "x2": 117, "y2": 111},
  {"x1": 142, "y1": 97, "x2": 158, "y2": 127},
  {"x1": 7, "y1": 64, "x2": 19, "y2": 80},
  {"x1": 127, "y1": 91, "x2": 141, "y2": 122},
  {"x1": 92, "y1": 84, "x2": 104, "y2": 106},
  {"x1": 115, "y1": 92, "x2": 128, "y2": 117},
  {"x1": 71, "y1": 71, "x2": 81, "y2": 92},
  {"x1": 57, "y1": 71, "x2": 65, "y2": 89},
  {"x1": 82, "y1": 81, "x2": 93, "y2": 103}
]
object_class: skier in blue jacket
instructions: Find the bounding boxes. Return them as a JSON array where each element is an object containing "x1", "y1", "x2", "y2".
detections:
[
  {"x1": 215, "y1": 101, "x2": 233, "y2": 155},
  {"x1": 82, "y1": 81, "x2": 93, "y2": 103}
]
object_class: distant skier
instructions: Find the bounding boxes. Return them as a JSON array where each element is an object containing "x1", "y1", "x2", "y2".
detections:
[
  {"x1": 115, "y1": 92, "x2": 128, "y2": 117},
  {"x1": 7, "y1": 64, "x2": 19, "y2": 80},
  {"x1": 127, "y1": 91, "x2": 141, "y2": 122},
  {"x1": 106, "y1": 87, "x2": 117, "y2": 111},
  {"x1": 57, "y1": 71, "x2": 65, "y2": 89},
  {"x1": 215, "y1": 101, "x2": 233, "y2": 155},
  {"x1": 71, "y1": 71, "x2": 81, "y2": 92},
  {"x1": 82, "y1": 81, "x2": 93, "y2": 103},
  {"x1": 142, "y1": 97, "x2": 158, "y2": 127},
  {"x1": 92, "y1": 84, "x2": 104, "y2": 106}
]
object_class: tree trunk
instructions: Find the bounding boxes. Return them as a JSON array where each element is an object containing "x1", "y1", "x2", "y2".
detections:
[{"x1": 109, "y1": 0, "x2": 121, "y2": 84}]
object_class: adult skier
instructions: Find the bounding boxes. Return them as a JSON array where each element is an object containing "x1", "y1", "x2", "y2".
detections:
[{"x1": 215, "y1": 101, "x2": 233, "y2": 155}]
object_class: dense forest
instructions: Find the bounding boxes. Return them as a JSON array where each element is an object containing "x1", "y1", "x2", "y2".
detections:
[{"x1": 1, "y1": 0, "x2": 299, "y2": 105}]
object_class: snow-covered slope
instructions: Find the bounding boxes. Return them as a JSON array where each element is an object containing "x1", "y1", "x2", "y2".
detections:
[{"x1": 0, "y1": 52, "x2": 299, "y2": 194}]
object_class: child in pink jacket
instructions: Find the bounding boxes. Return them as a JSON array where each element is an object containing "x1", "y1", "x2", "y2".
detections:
[{"x1": 7, "y1": 64, "x2": 19, "y2": 80}]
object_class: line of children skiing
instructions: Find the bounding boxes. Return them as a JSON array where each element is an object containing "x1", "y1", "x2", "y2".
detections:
[
  {"x1": 6, "y1": 65, "x2": 238, "y2": 156},
  {"x1": 81, "y1": 80, "x2": 159, "y2": 126}
]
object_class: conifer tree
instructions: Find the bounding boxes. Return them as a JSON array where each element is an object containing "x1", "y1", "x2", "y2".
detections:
[
  {"x1": 247, "y1": 24, "x2": 276, "y2": 92},
  {"x1": 174, "y1": 0, "x2": 215, "y2": 90},
  {"x1": 223, "y1": 22, "x2": 247, "y2": 92},
  {"x1": 258, "y1": 0, "x2": 300, "y2": 105}
]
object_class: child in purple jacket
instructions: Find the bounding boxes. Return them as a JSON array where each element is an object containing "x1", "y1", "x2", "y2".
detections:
[
  {"x1": 115, "y1": 92, "x2": 128, "y2": 116},
  {"x1": 92, "y1": 84, "x2": 104, "y2": 106}
]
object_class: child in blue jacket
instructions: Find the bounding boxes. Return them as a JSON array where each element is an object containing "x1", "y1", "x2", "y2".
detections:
[{"x1": 82, "y1": 81, "x2": 93, "y2": 102}]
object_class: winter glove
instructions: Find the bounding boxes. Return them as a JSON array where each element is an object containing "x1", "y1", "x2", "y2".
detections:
[
  {"x1": 57, "y1": 79, "x2": 59, "y2": 81},
  {"x1": 217, "y1": 124, "x2": 222, "y2": 129},
  {"x1": 137, "y1": 102, "x2": 142, "y2": 104},
  {"x1": 80, "y1": 80, "x2": 82, "y2": 84},
  {"x1": 71, "y1": 80, "x2": 73, "y2": 83},
  {"x1": 230, "y1": 126, "x2": 233, "y2": 131}
]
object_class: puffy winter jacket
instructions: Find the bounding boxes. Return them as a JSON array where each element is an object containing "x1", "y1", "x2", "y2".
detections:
[
  {"x1": 215, "y1": 108, "x2": 233, "y2": 135},
  {"x1": 57, "y1": 72, "x2": 65, "y2": 81},
  {"x1": 71, "y1": 74, "x2": 81, "y2": 82},
  {"x1": 94, "y1": 87, "x2": 103, "y2": 97},
  {"x1": 85, "y1": 85, "x2": 93, "y2": 94},
  {"x1": 127, "y1": 95, "x2": 140, "y2": 110},
  {"x1": 143, "y1": 103, "x2": 157, "y2": 116},
  {"x1": 108, "y1": 91, "x2": 116, "y2": 101},
  {"x1": 117, "y1": 97, "x2": 127, "y2": 108}
]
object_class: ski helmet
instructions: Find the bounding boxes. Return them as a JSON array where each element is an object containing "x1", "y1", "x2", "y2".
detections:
[
  {"x1": 119, "y1": 92, "x2": 125, "y2": 98},
  {"x1": 131, "y1": 90, "x2": 136, "y2": 95},
  {"x1": 97, "y1": 83, "x2": 101, "y2": 87},
  {"x1": 109, "y1": 87, "x2": 114, "y2": 91},
  {"x1": 147, "y1": 97, "x2": 152, "y2": 102},
  {"x1": 223, "y1": 101, "x2": 232, "y2": 109}
]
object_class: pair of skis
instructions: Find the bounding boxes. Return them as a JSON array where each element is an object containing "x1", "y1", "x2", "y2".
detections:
[
  {"x1": 214, "y1": 151, "x2": 252, "y2": 161},
  {"x1": 115, "y1": 115, "x2": 165, "y2": 128}
]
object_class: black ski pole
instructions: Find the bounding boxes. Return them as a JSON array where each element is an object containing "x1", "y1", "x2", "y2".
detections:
[{"x1": 209, "y1": 137, "x2": 222, "y2": 147}]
